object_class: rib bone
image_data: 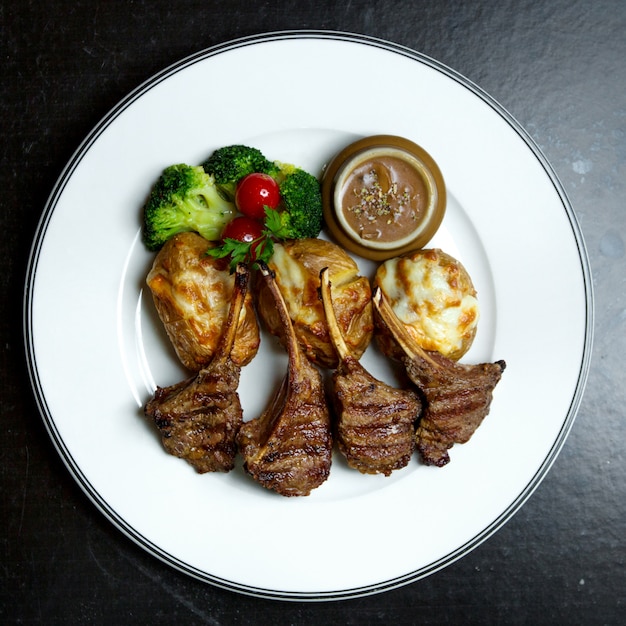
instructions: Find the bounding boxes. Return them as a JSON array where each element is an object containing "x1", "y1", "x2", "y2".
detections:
[
  {"x1": 236, "y1": 262, "x2": 332, "y2": 496},
  {"x1": 144, "y1": 263, "x2": 249, "y2": 473},
  {"x1": 373, "y1": 287, "x2": 506, "y2": 467},
  {"x1": 320, "y1": 268, "x2": 420, "y2": 475}
]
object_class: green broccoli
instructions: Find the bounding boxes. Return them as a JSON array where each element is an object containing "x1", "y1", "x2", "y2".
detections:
[
  {"x1": 202, "y1": 144, "x2": 279, "y2": 200},
  {"x1": 273, "y1": 167, "x2": 324, "y2": 239},
  {"x1": 142, "y1": 164, "x2": 236, "y2": 251},
  {"x1": 202, "y1": 145, "x2": 323, "y2": 239}
]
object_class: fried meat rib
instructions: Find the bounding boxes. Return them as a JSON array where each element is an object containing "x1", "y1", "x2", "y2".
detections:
[
  {"x1": 237, "y1": 262, "x2": 332, "y2": 497},
  {"x1": 144, "y1": 264, "x2": 250, "y2": 473},
  {"x1": 373, "y1": 287, "x2": 506, "y2": 467},
  {"x1": 320, "y1": 268, "x2": 420, "y2": 476}
]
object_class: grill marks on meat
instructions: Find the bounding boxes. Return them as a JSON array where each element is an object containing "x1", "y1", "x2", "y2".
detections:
[
  {"x1": 145, "y1": 248, "x2": 505, "y2": 485},
  {"x1": 144, "y1": 264, "x2": 250, "y2": 473},
  {"x1": 373, "y1": 287, "x2": 506, "y2": 467},
  {"x1": 236, "y1": 262, "x2": 332, "y2": 496},
  {"x1": 320, "y1": 268, "x2": 420, "y2": 476},
  {"x1": 409, "y1": 356, "x2": 505, "y2": 467}
]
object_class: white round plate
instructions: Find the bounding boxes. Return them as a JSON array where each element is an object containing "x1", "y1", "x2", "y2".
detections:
[{"x1": 24, "y1": 31, "x2": 593, "y2": 600}]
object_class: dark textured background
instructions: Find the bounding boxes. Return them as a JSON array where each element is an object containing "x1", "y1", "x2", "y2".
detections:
[{"x1": 2, "y1": 1, "x2": 625, "y2": 623}]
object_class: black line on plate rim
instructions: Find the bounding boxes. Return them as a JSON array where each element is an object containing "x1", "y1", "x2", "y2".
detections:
[{"x1": 22, "y1": 29, "x2": 594, "y2": 602}]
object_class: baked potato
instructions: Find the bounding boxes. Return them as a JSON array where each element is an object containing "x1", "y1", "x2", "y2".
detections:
[
  {"x1": 373, "y1": 248, "x2": 479, "y2": 361},
  {"x1": 146, "y1": 232, "x2": 260, "y2": 370},
  {"x1": 255, "y1": 238, "x2": 373, "y2": 368}
]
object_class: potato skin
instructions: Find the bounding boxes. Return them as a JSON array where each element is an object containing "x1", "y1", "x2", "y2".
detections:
[
  {"x1": 373, "y1": 248, "x2": 479, "y2": 361},
  {"x1": 146, "y1": 232, "x2": 260, "y2": 370},
  {"x1": 255, "y1": 239, "x2": 373, "y2": 368}
]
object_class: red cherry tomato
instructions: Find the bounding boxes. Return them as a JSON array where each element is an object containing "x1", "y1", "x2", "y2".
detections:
[
  {"x1": 235, "y1": 173, "x2": 280, "y2": 219},
  {"x1": 221, "y1": 216, "x2": 264, "y2": 243}
]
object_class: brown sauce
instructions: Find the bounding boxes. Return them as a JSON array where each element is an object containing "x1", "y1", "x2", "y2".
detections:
[{"x1": 339, "y1": 155, "x2": 428, "y2": 243}]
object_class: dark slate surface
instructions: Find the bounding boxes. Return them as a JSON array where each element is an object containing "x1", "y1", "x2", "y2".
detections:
[{"x1": 2, "y1": 1, "x2": 624, "y2": 623}]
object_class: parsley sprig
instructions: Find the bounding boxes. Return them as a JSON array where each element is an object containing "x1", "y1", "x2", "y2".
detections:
[{"x1": 206, "y1": 207, "x2": 289, "y2": 271}]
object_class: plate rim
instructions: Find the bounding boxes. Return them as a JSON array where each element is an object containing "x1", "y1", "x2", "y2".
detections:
[{"x1": 22, "y1": 29, "x2": 594, "y2": 601}]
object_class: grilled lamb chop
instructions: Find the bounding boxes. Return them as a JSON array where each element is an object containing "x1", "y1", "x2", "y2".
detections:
[
  {"x1": 237, "y1": 262, "x2": 332, "y2": 496},
  {"x1": 320, "y1": 268, "x2": 421, "y2": 476},
  {"x1": 373, "y1": 287, "x2": 506, "y2": 467},
  {"x1": 144, "y1": 263, "x2": 250, "y2": 473}
]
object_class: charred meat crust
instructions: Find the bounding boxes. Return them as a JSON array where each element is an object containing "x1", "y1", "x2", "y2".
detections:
[
  {"x1": 236, "y1": 262, "x2": 333, "y2": 496},
  {"x1": 144, "y1": 263, "x2": 250, "y2": 473},
  {"x1": 320, "y1": 267, "x2": 421, "y2": 476},
  {"x1": 406, "y1": 353, "x2": 505, "y2": 466},
  {"x1": 373, "y1": 286, "x2": 505, "y2": 467}
]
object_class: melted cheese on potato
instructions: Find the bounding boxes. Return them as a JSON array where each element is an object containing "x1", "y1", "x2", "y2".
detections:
[
  {"x1": 147, "y1": 232, "x2": 259, "y2": 370},
  {"x1": 375, "y1": 248, "x2": 479, "y2": 360},
  {"x1": 257, "y1": 239, "x2": 373, "y2": 367},
  {"x1": 267, "y1": 244, "x2": 313, "y2": 323}
]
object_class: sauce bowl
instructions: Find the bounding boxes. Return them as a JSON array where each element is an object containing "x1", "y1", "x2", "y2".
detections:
[{"x1": 322, "y1": 135, "x2": 446, "y2": 260}]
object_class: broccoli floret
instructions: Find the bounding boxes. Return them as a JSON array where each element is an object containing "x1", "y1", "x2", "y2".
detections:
[
  {"x1": 274, "y1": 167, "x2": 324, "y2": 239},
  {"x1": 200, "y1": 144, "x2": 323, "y2": 241},
  {"x1": 202, "y1": 145, "x2": 279, "y2": 200},
  {"x1": 142, "y1": 164, "x2": 236, "y2": 251}
]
